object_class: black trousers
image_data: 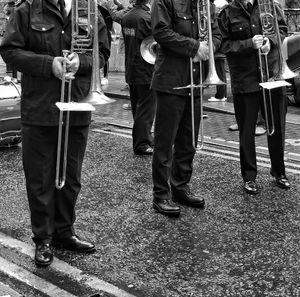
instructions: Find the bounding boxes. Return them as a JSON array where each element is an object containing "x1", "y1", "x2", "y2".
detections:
[
  {"x1": 152, "y1": 91, "x2": 201, "y2": 200},
  {"x1": 215, "y1": 57, "x2": 227, "y2": 99},
  {"x1": 129, "y1": 84, "x2": 156, "y2": 152},
  {"x1": 233, "y1": 88, "x2": 287, "y2": 181},
  {"x1": 22, "y1": 124, "x2": 89, "y2": 244}
]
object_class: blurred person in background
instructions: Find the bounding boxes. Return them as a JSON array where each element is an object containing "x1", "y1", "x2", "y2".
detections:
[
  {"x1": 121, "y1": 0, "x2": 156, "y2": 155},
  {"x1": 98, "y1": 0, "x2": 133, "y2": 85},
  {"x1": 208, "y1": 0, "x2": 228, "y2": 102}
]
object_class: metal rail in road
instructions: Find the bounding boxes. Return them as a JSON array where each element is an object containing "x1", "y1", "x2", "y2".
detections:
[{"x1": 90, "y1": 121, "x2": 300, "y2": 176}]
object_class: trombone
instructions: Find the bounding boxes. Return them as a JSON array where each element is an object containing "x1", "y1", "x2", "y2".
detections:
[
  {"x1": 55, "y1": 0, "x2": 115, "y2": 189},
  {"x1": 174, "y1": 0, "x2": 225, "y2": 150},
  {"x1": 140, "y1": 36, "x2": 157, "y2": 65},
  {"x1": 257, "y1": 0, "x2": 297, "y2": 136}
]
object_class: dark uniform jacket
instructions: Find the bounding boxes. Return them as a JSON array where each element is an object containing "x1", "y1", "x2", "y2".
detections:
[
  {"x1": 218, "y1": 0, "x2": 288, "y2": 94},
  {"x1": 121, "y1": 4, "x2": 154, "y2": 85},
  {"x1": 0, "y1": 0, "x2": 110, "y2": 126},
  {"x1": 150, "y1": 0, "x2": 222, "y2": 96}
]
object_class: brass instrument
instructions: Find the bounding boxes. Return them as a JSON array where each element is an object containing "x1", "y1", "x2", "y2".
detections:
[
  {"x1": 140, "y1": 36, "x2": 157, "y2": 65},
  {"x1": 72, "y1": 0, "x2": 115, "y2": 105},
  {"x1": 55, "y1": 0, "x2": 114, "y2": 189},
  {"x1": 56, "y1": 50, "x2": 71, "y2": 189},
  {"x1": 257, "y1": 0, "x2": 298, "y2": 136},
  {"x1": 175, "y1": 0, "x2": 225, "y2": 150}
]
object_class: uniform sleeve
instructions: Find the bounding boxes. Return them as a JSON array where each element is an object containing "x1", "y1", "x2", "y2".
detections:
[
  {"x1": 0, "y1": 4, "x2": 54, "y2": 77},
  {"x1": 211, "y1": 4, "x2": 222, "y2": 53},
  {"x1": 151, "y1": 0, "x2": 199, "y2": 58},
  {"x1": 104, "y1": 0, "x2": 132, "y2": 23}
]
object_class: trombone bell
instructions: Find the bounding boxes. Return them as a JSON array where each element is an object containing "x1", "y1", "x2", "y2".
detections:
[
  {"x1": 80, "y1": 90, "x2": 115, "y2": 105},
  {"x1": 140, "y1": 36, "x2": 157, "y2": 65}
]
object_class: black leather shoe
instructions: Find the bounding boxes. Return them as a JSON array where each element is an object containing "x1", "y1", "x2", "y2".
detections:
[
  {"x1": 244, "y1": 181, "x2": 260, "y2": 195},
  {"x1": 35, "y1": 243, "x2": 53, "y2": 267},
  {"x1": 274, "y1": 175, "x2": 291, "y2": 189},
  {"x1": 153, "y1": 198, "x2": 180, "y2": 217},
  {"x1": 172, "y1": 189, "x2": 205, "y2": 208},
  {"x1": 135, "y1": 147, "x2": 153, "y2": 155},
  {"x1": 52, "y1": 236, "x2": 96, "y2": 253}
]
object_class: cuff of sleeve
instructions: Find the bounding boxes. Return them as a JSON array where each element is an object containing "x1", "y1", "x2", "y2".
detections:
[
  {"x1": 78, "y1": 54, "x2": 91, "y2": 74},
  {"x1": 44, "y1": 56, "x2": 54, "y2": 77},
  {"x1": 245, "y1": 38, "x2": 253, "y2": 49},
  {"x1": 190, "y1": 40, "x2": 200, "y2": 58}
]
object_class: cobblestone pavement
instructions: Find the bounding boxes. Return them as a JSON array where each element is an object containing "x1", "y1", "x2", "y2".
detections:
[{"x1": 100, "y1": 72, "x2": 300, "y2": 158}]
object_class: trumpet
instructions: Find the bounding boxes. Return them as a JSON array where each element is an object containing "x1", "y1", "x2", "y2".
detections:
[
  {"x1": 55, "y1": 0, "x2": 114, "y2": 189},
  {"x1": 257, "y1": 0, "x2": 297, "y2": 136},
  {"x1": 175, "y1": 0, "x2": 225, "y2": 150}
]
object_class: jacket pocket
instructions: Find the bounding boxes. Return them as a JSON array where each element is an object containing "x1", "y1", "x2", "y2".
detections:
[
  {"x1": 30, "y1": 23, "x2": 56, "y2": 53},
  {"x1": 174, "y1": 12, "x2": 193, "y2": 36},
  {"x1": 231, "y1": 20, "x2": 250, "y2": 41}
]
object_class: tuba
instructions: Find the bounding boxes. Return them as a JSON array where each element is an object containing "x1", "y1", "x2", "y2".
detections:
[
  {"x1": 174, "y1": 0, "x2": 225, "y2": 150},
  {"x1": 55, "y1": 0, "x2": 115, "y2": 189}
]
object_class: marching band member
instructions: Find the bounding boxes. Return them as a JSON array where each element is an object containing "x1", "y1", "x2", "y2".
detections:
[
  {"x1": 121, "y1": 0, "x2": 156, "y2": 155},
  {"x1": 151, "y1": 0, "x2": 222, "y2": 217},
  {"x1": 218, "y1": 0, "x2": 291, "y2": 194},
  {"x1": 0, "y1": 0, "x2": 110, "y2": 266}
]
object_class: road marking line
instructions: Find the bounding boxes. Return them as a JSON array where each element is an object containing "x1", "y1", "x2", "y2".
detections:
[
  {"x1": 0, "y1": 233, "x2": 136, "y2": 297},
  {"x1": 0, "y1": 256, "x2": 76, "y2": 297},
  {"x1": 91, "y1": 128, "x2": 300, "y2": 174}
]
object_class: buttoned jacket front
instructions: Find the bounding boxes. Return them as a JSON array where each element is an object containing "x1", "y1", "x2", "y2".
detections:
[
  {"x1": 218, "y1": 0, "x2": 288, "y2": 94},
  {"x1": 0, "y1": 0, "x2": 110, "y2": 126},
  {"x1": 151, "y1": 0, "x2": 222, "y2": 96}
]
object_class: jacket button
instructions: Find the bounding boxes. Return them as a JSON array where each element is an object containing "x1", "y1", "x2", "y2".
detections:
[{"x1": 42, "y1": 27, "x2": 46, "y2": 31}]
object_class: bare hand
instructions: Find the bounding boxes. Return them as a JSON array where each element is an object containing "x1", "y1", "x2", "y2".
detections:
[
  {"x1": 192, "y1": 41, "x2": 209, "y2": 62},
  {"x1": 66, "y1": 52, "x2": 80, "y2": 74},
  {"x1": 252, "y1": 34, "x2": 264, "y2": 49},
  {"x1": 261, "y1": 37, "x2": 270, "y2": 54},
  {"x1": 52, "y1": 57, "x2": 65, "y2": 80}
]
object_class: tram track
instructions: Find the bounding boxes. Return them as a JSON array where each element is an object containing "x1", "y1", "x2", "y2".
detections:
[{"x1": 91, "y1": 120, "x2": 300, "y2": 175}]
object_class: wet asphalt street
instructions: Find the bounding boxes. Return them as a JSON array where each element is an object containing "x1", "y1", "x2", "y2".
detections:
[
  {"x1": 0, "y1": 99, "x2": 299, "y2": 296},
  {"x1": 0, "y1": 47, "x2": 300, "y2": 296}
]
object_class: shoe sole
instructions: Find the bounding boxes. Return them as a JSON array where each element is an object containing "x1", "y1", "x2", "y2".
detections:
[
  {"x1": 153, "y1": 203, "x2": 180, "y2": 217},
  {"x1": 172, "y1": 199, "x2": 205, "y2": 208},
  {"x1": 275, "y1": 182, "x2": 290, "y2": 190},
  {"x1": 35, "y1": 258, "x2": 53, "y2": 267},
  {"x1": 271, "y1": 172, "x2": 291, "y2": 189},
  {"x1": 244, "y1": 188, "x2": 260, "y2": 195},
  {"x1": 52, "y1": 243, "x2": 96, "y2": 253}
]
